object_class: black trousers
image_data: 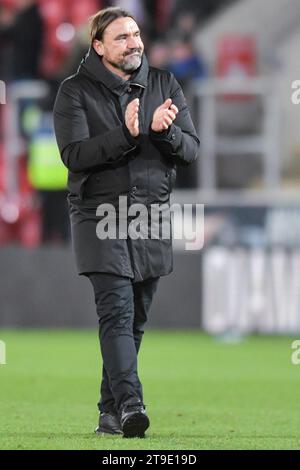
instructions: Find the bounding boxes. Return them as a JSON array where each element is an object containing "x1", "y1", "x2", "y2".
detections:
[{"x1": 87, "y1": 272, "x2": 160, "y2": 414}]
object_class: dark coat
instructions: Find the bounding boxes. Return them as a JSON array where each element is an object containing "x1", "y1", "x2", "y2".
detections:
[{"x1": 53, "y1": 46, "x2": 200, "y2": 281}]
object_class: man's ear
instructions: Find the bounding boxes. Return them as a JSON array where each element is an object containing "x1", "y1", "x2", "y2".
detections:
[{"x1": 92, "y1": 39, "x2": 104, "y2": 56}]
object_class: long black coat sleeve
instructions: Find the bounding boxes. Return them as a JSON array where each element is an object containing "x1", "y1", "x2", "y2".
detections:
[
  {"x1": 53, "y1": 79, "x2": 137, "y2": 174},
  {"x1": 149, "y1": 73, "x2": 200, "y2": 166}
]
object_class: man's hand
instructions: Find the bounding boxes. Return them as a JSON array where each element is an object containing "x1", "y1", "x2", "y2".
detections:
[
  {"x1": 151, "y1": 98, "x2": 178, "y2": 132},
  {"x1": 125, "y1": 98, "x2": 139, "y2": 137}
]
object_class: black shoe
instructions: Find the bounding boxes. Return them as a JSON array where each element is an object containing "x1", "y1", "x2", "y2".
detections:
[
  {"x1": 120, "y1": 402, "x2": 150, "y2": 438},
  {"x1": 95, "y1": 411, "x2": 123, "y2": 435}
]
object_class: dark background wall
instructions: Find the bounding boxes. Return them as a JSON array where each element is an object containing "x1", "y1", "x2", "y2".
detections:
[{"x1": 0, "y1": 246, "x2": 202, "y2": 329}]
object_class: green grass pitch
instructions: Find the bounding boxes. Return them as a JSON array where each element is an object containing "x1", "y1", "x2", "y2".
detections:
[{"x1": 0, "y1": 329, "x2": 300, "y2": 450}]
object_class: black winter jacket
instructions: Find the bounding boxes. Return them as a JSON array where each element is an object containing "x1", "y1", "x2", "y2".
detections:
[{"x1": 53, "y1": 46, "x2": 199, "y2": 280}]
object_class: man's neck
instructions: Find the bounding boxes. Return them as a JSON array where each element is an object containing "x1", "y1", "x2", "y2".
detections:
[{"x1": 102, "y1": 57, "x2": 131, "y2": 81}]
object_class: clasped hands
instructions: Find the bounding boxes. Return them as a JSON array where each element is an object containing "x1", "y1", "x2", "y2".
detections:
[{"x1": 125, "y1": 98, "x2": 178, "y2": 137}]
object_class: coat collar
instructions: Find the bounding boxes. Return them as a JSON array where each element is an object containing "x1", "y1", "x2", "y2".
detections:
[{"x1": 78, "y1": 46, "x2": 148, "y2": 96}]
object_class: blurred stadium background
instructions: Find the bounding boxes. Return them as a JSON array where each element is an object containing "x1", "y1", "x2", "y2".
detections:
[
  {"x1": 1, "y1": 0, "x2": 300, "y2": 450},
  {"x1": 1, "y1": 0, "x2": 300, "y2": 333}
]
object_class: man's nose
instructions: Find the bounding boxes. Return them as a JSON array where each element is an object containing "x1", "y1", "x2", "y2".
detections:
[{"x1": 127, "y1": 36, "x2": 140, "y2": 49}]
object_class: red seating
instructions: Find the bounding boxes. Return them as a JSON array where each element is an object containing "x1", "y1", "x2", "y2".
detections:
[
  {"x1": 0, "y1": 0, "x2": 102, "y2": 246},
  {"x1": 0, "y1": 144, "x2": 5, "y2": 193},
  {"x1": 1, "y1": 0, "x2": 16, "y2": 9},
  {"x1": 216, "y1": 35, "x2": 257, "y2": 78},
  {"x1": 216, "y1": 35, "x2": 257, "y2": 100},
  {"x1": 39, "y1": 1, "x2": 67, "y2": 28},
  {"x1": 69, "y1": 0, "x2": 99, "y2": 26}
]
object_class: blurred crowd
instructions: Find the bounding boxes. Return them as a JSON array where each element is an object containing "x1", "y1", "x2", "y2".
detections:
[{"x1": 0, "y1": 0, "x2": 234, "y2": 82}]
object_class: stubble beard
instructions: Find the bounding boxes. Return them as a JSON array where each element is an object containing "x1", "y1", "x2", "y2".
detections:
[{"x1": 107, "y1": 50, "x2": 143, "y2": 74}]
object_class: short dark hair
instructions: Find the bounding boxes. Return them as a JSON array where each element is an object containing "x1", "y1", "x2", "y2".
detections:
[{"x1": 89, "y1": 7, "x2": 137, "y2": 44}]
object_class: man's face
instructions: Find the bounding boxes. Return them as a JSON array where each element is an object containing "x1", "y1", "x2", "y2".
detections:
[{"x1": 93, "y1": 17, "x2": 144, "y2": 74}]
